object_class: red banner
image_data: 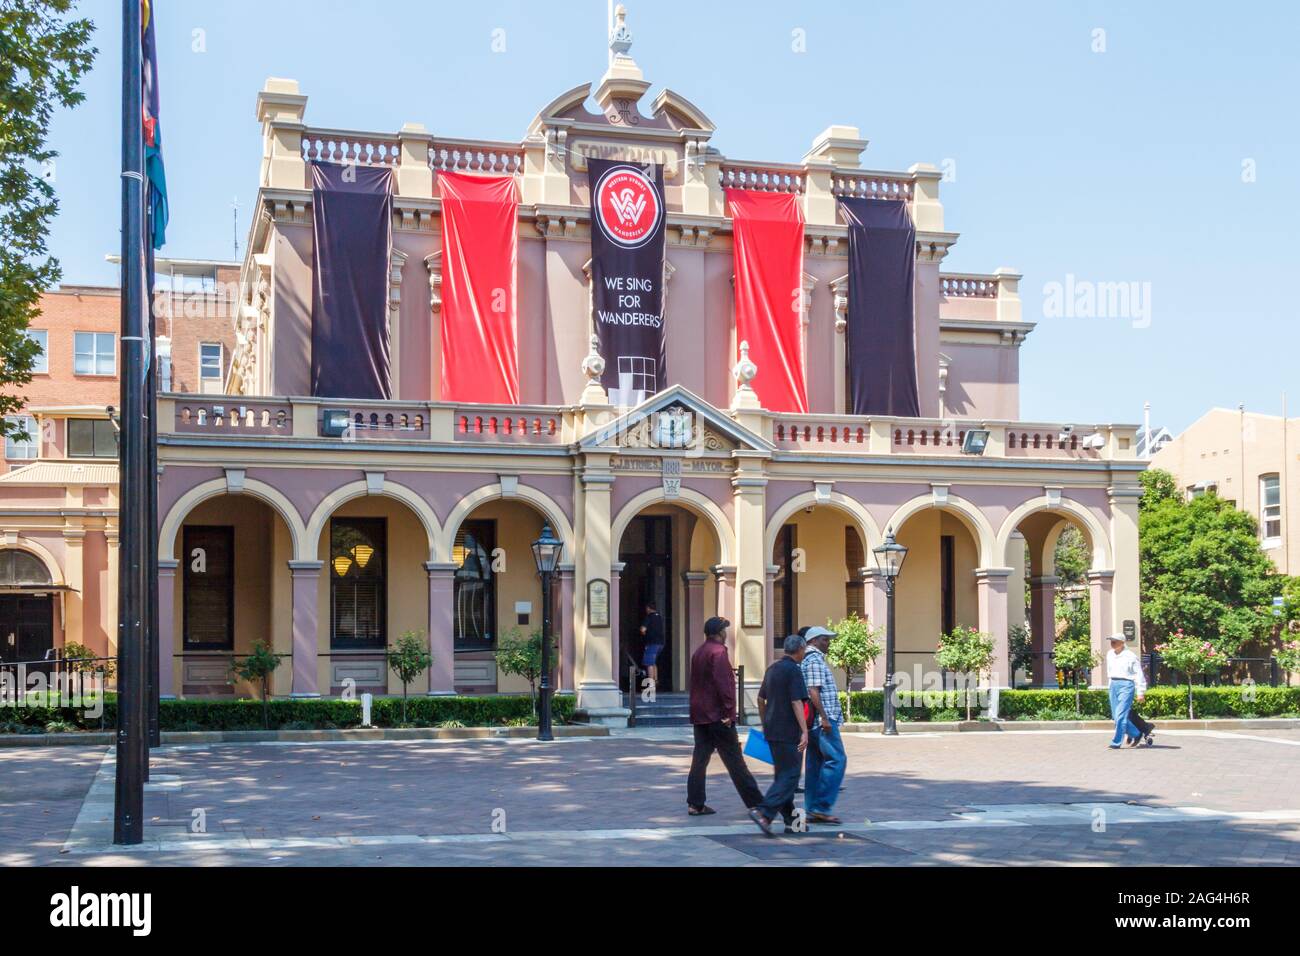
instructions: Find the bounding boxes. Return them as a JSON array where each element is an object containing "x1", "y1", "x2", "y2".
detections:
[
  {"x1": 726, "y1": 189, "x2": 807, "y2": 413},
  {"x1": 437, "y1": 171, "x2": 519, "y2": 403}
]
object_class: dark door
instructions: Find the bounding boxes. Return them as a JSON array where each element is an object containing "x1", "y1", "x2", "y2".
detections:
[
  {"x1": 618, "y1": 515, "x2": 673, "y2": 691},
  {"x1": 0, "y1": 594, "x2": 54, "y2": 663}
]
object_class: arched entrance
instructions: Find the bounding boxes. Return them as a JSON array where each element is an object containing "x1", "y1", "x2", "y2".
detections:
[
  {"x1": 613, "y1": 501, "x2": 724, "y2": 692},
  {"x1": 0, "y1": 549, "x2": 57, "y2": 664}
]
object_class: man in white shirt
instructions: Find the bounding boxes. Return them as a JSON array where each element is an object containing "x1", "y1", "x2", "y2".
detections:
[{"x1": 1106, "y1": 635, "x2": 1146, "y2": 749}]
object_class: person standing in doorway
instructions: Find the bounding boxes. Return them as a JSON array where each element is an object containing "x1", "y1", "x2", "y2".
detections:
[
  {"x1": 800, "y1": 626, "x2": 846, "y2": 824},
  {"x1": 749, "y1": 634, "x2": 810, "y2": 836},
  {"x1": 1106, "y1": 634, "x2": 1146, "y2": 749},
  {"x1": 639, "y1": 601, "x2": 665, "y2": 689},
  {"x1": 686, "y1": 616, "x2": 763, "y2": 816}
]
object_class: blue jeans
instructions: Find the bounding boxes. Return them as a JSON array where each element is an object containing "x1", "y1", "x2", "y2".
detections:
[
  {"x1": 805, "y1": 722, "x2": 847, "y2": 815},
  {"x1": 1108, "y1": 680, "x2": 1142, "y2": 746}
]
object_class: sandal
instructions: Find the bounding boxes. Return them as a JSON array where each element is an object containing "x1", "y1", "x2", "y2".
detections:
[
  {"x1": 688, "y1": 805, "x2": 717, "y2": 816},
  {"x1": 807, "y1": 812, "x2": 842, "y2": 824}
]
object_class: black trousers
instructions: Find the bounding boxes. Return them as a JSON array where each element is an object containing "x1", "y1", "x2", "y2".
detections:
[
  {"x1": 757, "y1": 739, "x2": 802, "y2": 824},
  {"x1": 1129, "y1": 705, "x2": 1154, "y2": 737},
  {"x1": 687, "y1": 721, "x2": 764, "y2": 809}
]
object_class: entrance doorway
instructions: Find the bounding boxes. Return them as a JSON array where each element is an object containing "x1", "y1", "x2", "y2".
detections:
[
  {"x1": 0, "y1": 594, "x2": 54, "y2": 664},
  {"x1": 618, "y1": 515, "x2": 673, "y2": 691}
]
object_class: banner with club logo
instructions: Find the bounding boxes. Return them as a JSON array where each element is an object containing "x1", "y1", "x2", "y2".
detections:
[{"x1": 587, "y1": 158, "x2": 667, "y2": 407}]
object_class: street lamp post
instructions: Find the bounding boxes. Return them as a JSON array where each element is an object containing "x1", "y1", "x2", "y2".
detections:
[
  {"x1": 872, "y1": 528, "x2": 909, "y2": 736},
  {"x1": 531, "y1": 524, "x2": 562, "y2": 742}
]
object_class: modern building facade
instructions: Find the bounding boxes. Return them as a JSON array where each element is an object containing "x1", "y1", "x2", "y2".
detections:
[
  {"x1": 0, "y1": 259, "x2": 238, "y2": 668},
  {"x1": 147, "y1": 13, "x2": 1142, "y2": 717},
  {"x1": 1152, "y1": 407, "x2": 1297, "y2": 575}
]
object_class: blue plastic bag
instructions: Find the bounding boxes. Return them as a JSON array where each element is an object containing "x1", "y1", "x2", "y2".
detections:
[{"x1": 743, "y1": 727, "x2": 773, "y2": 764}]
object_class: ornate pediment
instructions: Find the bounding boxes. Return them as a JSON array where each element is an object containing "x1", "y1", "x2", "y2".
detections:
[{"x1": 578, "y1": 385, "x2": 773, "y2": 456}]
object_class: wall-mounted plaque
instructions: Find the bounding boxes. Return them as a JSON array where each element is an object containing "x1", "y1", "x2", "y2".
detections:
[
  {"x1": 741, "y1": 579, "x2": 763, "y2": 629},
  {"x1": 588, "y1": 579, "x2": 610, "y2": 628}
]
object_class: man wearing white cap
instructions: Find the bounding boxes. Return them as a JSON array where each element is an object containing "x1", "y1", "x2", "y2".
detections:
[
  {"x1": 800, "y1": 625, "x2": 847, "y2": 823},
  {"x1": 1105, "y1": 633, "x2": 1146, "y2": 749}
]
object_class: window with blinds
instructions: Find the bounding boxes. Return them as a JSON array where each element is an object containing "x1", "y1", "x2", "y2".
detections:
[
  {"x1": 845, "y1": 526, "x2": 865, "y2": 619},
  {"x1": 330, "y1": 518, "x2": 386, "y2": 648},
  {"x1": 183, "y1": 526, "x2": 234, "y2": 649},
  {"x1": 453, "y1": 520, "x2": 496, "y2": 649}
]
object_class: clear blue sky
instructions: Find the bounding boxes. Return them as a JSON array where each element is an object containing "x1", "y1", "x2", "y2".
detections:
[{"x1": 46, "y1": 0, "x2": 1299, "y2": 432}]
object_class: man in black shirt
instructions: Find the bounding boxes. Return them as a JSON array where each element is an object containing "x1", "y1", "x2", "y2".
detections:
[
  {"x1": 639, "y1": 602, "x2": 665, "y2": 688},
  {"x1": 749, "y1": 633, "x2": 810, "y2": 835}
]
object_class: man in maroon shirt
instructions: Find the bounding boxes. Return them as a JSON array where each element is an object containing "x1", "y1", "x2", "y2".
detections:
[{"x1": 686, "y1": 616, "x2": 764, "y2": 815}]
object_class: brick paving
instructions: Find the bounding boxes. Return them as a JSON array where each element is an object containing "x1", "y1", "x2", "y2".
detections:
[{"x1": 4, "y1": 728, "x2": 1299, "y2": 866}]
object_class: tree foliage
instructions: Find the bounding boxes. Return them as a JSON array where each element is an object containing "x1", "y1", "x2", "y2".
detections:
[
  {"x1": 1139, "y1": 469, "x2": 1278, "y2": 654},
  {"x1": 934, "y1": 625, "x2": 996, "y2": 720},
  {"x1": 825, "y1": 613, "x2": 882, "y2": 692},
  {"x1": 387, "y1": 630, "x2": 432, "y2": 723},
  {"x1": 0, "y1": 0, "x2": 96, "y2": 436}
]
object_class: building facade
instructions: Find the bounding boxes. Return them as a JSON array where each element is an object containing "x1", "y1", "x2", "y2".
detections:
[
  {"x1": 0, "y1": 260, "x2": 237, "y2": 668},
  {"x1": 1152, "y1": 407, "x2": 1297, "y2": 575},
  {"x1": 153, "y1": 16, "x2": 1142, "y2": 716}
]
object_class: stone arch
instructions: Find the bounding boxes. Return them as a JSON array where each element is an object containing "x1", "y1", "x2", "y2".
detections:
[
  {"x1": 883, "y1": 493, "x2": 998, "y2": 567},
  {"x1": 439, "y1": 482, "x2": 575, "y2": 565},
  {"x1": 610, "y1": 486, "x2": 735, "y2": 567},
  {"x1": 159, "y1": 477, "x2": 307, "y2": 561},
  {"x1": 995, "y1": 495, "x2": 1112, "y2": 571},
  {"x1": 0, "y1": 539, "x2": 63, "y2": 586},
  {"x1": 304, "y1": 479, "x2": 442, "y2": 562},
  {"x1": 764, "y1": 490, "x2": 883, "y2": 558}
]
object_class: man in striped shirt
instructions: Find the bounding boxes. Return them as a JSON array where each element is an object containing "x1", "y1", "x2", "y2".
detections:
[{"x1": 800, "y1": 626, "x2": 847, "y2": 824}]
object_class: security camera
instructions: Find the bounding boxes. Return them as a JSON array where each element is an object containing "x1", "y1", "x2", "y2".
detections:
[{"x1": 1058, "y1": 424, "x2": 1074, "y2": 444}]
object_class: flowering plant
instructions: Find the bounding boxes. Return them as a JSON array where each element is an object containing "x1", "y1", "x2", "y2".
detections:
[{"x1": 1155, "y1": 630, "x2": 1223, "y2": 719}]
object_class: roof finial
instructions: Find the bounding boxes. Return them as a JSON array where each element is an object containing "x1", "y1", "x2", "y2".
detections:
[{"x1": 609, "y1": 3, "x2": 632, "y2": 60}]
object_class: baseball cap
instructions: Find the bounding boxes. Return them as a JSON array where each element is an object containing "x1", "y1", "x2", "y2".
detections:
[{"x1": 804, "y1": 626, "x2": 837, "y2": 642}]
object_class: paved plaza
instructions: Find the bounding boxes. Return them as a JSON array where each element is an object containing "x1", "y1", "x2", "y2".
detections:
[{"x1": 3, "y1": 727, "x2": 1299, "y2": 866}]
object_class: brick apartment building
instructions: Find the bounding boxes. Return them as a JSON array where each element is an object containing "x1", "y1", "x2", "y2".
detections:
[{"x1": 0, "y1": 259, "x2": 238, "y2": 667}]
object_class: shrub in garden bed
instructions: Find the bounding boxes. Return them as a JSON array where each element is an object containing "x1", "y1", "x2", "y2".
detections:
[
  {"x1": 837, "y1": 686, "x2": 1300, "y2": 723},
  {"x1": 0, "y1": 693, "x2": 575, "y2": 733}
]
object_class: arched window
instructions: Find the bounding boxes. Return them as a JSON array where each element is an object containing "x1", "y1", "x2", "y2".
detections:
[{"x1": 0, "y1": 550, "x2": 52, "y2": 586}]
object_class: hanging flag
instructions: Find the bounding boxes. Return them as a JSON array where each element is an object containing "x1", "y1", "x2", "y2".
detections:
[
  {"x1": 310, "y1": 162, "x2": 395, "y2": 400},
  {"x1": 840, "y1": 198, "x2": 919, "y2": 417},
  {"x1": 437, "y1": 171, "x2": 520, "y2": 404},
  {"x1": 141, "y1": 0, "x2": 168, "y2": 251},
  {"x1": 726, "y1": 189, "x2": 808, "y2": 413},
  {"x1": 587, "y1": 158, "x2": 666, "y2": 407}
]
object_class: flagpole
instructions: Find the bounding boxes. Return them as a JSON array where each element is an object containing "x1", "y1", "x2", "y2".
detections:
[{"x1": 114, "y1": 0, "x2": 148, "y2": 846}]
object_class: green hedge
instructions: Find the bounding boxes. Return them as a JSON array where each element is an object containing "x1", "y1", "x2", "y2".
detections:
[
  {"x1": 0, "y1": 693, "x2": 575, "y2": 732},
  {"x1": 837, "y1": 686, "x2": 1300, "y2": 723}
]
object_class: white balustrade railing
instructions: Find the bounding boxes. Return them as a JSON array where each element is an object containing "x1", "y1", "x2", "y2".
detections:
[
  {"x1": 719, "y1": 163, "x2": 806, "y2": 194},
  {"x1": 301, "y1": 129, "x2": 401, "y2": 167}
]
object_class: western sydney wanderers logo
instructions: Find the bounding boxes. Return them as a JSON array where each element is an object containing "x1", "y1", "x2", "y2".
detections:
[{"x1": 594, "y1": 166, "x2": 662, "y2": 248}]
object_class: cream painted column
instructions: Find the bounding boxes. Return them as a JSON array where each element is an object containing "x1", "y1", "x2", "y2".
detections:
[
  {"x1": 1108, "y1": 484, "x2": 1142, "y2": 641},
  {"x1": 1028, "y1": 575, "x2": 1060, "y2": 688},
  {"x1": 556, "y1": 565, "x2": 575, "y2": 694},
  {"x1": 682, "y1": 571, "x2": 708, "y2": 681},
  {"x1": 104, "y1": 525, "x2": 119, "y2": 658},
  {"x1": 288, "y1": 560, "x2": 323, "y2": 697},
  {"x1": 62, "y1": 527, "x2": 85, "y2": 647},
  {"x1": 975, "y1": 568, "x2": 1013, "y2": 686},
  {"x1": 711, "y1": 565, "x2": 736, "y2": 645},
  {"x1": 425, "y1": 562, "x2": 456, "y2": 695},
  {"x1": 1088, "y1": 570, "x2": 1115, "y2": 686},
  {"x1": 731, "y1": 463, "x2": 768, "y2": 707},
  {"x1": 608, "y1": 562, "x2": 623, "y2": 685},
  {"x1": 575, "y1": 458, "x2": 624, "y2": 719},
  {"x1": 157, "y1": 559, "x2": 178, "y2": 698}
]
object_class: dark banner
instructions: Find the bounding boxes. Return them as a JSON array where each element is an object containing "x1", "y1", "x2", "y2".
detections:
[
  {"x1": 840, "y1": 197, "x2": 919, "y2": 417},
  {"x1": 310, "y1": 162, "x2": 394, "y2": 400},
  {"x1": 587, "y1": 157, "x2": 666, "y2": 407}
]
